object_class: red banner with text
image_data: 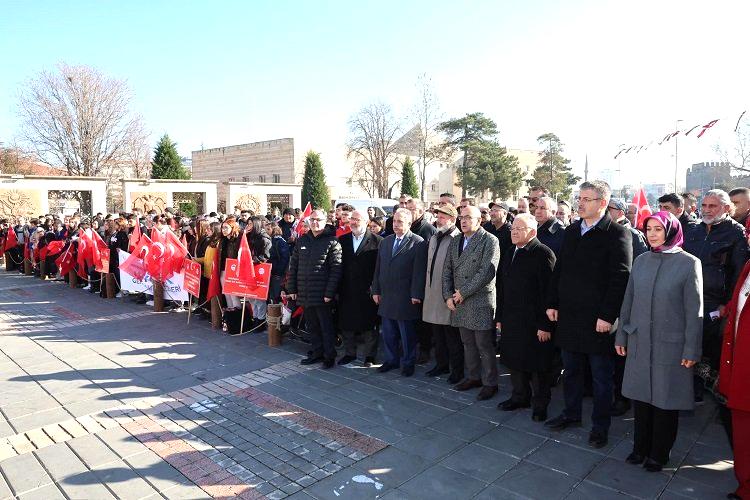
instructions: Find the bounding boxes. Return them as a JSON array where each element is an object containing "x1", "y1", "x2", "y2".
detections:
[
  {"x1": 183, "y1": 259, "x2": 202, "y2": 297},
  {"x1": 222, "y1": 259, "x2": 271, "y2": 300}
]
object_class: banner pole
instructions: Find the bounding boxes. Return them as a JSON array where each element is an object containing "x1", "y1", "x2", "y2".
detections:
[
  {"x1": 239, "y1": 296, "x2": 247, "y2": 334},
  {"x1": 187, "y1": 294, "x2": 192, "y2": 324}
]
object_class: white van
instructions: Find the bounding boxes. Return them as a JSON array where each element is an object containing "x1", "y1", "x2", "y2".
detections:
[{"x1": 334, "y1": 198, "x2": 398, "y2": 217}]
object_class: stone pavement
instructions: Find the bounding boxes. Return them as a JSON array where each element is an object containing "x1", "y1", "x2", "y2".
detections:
[{"x1": 0, "y1": 271, "x2": 737, "y2": 499}]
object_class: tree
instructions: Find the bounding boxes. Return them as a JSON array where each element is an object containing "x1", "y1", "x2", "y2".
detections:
[
  {"x1": 301, "y1": 151, "x2": 331, "y2": 210},
  {"x1": 410, "y1": 74, "x2": 447, "y2": 200},
  {"x1": 528, "y1": 133, "x2": 580, "y2": 199},
  {"x1": 400, "y1": 157, "x2": 419, "y2": 198},
  {"x1": 17, "y1": 63, "x2": 144, "y2": 177},
  {"x1": 346, "y1": 102, "x2": 402, "y2": 198},
  {"x1": 122, "y1": 121, "x2": 151, "y2": 179},
  {"x1": 715, "y1": 120, "x2": 750, "y2": 174},
  {"x1": 458, "y1": 141, "x2": 523, "y2": 200},
  {"x1": 151, "y1": 134, "x2": 190, "y2": 179},
  {"x1": 437, "y1": 113, "x2": 499, "y2": 197}
]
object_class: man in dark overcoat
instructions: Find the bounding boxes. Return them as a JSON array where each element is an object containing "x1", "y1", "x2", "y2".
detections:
[
  {"x1": 545, "y1": 180, "x2": 632, "y2": 449},
  {"x1": 337, "y1": 210, "x2": 382, "y2": 367},
  {"x1": 372, "y1": 208, "x2": 427, "y2": 377},
  {"x1": 496, "y1": 213, "x2": 556, "y2": 421}
]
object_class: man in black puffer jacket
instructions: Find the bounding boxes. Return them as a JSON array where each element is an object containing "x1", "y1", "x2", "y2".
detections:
[{"x1": 285, "y1": 209, "x2": 343, "y2": 368}]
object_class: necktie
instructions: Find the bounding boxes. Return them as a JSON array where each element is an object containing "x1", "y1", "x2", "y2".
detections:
[{"x1": 393, "y1": 237, "x2": 402, "y2": 256}]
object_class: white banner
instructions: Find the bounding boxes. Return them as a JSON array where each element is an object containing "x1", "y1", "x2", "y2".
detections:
[{"x1": 118, "y1": 250, "x2": 189, "y2": 301}]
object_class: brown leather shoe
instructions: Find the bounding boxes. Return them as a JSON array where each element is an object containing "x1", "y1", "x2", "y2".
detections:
[
  {"x1": 454, "y1": 379, "x2": 482, "y2": 391},
  {"x1": 477, "y1": 385, "x2": 498, "y2": 401}
]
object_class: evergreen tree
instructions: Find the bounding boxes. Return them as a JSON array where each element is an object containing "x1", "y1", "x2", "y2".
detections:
[
  {"x1": 528, "y1": 133, "x2": 579, "y2": 199},
  {"x1": 301, "y1": 151, "x2": 331, "y2": 210},
  {"x1": 400, "y1": 156, "x2": 419, "y2": 198},
  {"x1": 458, "y1": 141, "x2": 524, "y2": 200},
  {"x1": 151, "y1": 134, "x2": 190, "y2": 179}
]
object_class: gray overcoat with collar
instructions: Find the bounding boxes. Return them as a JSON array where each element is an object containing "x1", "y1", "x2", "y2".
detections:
[{"x1": 442, "y1": 227, "x2": 500, "y2": 331}]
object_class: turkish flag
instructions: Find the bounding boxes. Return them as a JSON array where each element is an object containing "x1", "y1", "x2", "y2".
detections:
[
  {"x1": 631, "y1": 188, "x2": 652, "y2": 230},
  {"x1": 4, "y1": 228, "x2": 17, "y2": 252},
  {"x1": 336, "y1": 224, "x2": 351, "y2": 238},
  {"x1": 55, "y1": 244, "x2": 75, "y2": 276},
  {"x1": 89, "y1": 230, "x2": 109, "y2": 271},
  {"x1": 295, "y1": 202, "x2": 313, "y2": 236},
  {"x1": 164, "y1": 230, "x2": 188, "y2": 278},
  {"x1": 146, "y1": 230, "x2": 170, "y2": 281},
  {"x1": 237, "y1": 232, "x2": 256, "y2": 282},
  {"x1": 206, "y1": 248, "x2": 221, "y2": 302},
  {"x1": 118, "y1": 235, "x2": 151, "y2": 281},
  {"x1": 45, "y1": 240, "x2": 65, "y2": 258},
  {"x1": 129, "y1": 222, "x2": 142, "y2": 252}
]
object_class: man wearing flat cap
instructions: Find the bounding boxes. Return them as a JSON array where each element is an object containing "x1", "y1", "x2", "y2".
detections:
[{"x1": 423, "y1": 204, "x2": 464, "y2": 382}]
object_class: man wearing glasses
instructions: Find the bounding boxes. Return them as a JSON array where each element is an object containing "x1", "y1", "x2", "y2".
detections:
[
  {"x1": 529, "y1": 186, "x2": 549, "y2": 213},
  {"x1": 545, "y1": 180, "x2": 632, "y2": 449},
  {"x1": 285, "y1": 209, "x2": 343, "y2": 369}
]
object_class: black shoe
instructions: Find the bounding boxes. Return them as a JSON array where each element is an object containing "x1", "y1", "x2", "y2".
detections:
[
  {"x1": 588, "y1": 430, "x2": 608, "y2": 449},
  {"x1": 626, "y1": 452, "x2": 646, "y2": 465},
  {"x1": 416, "y1": 351, "x2": 430, "y2": 365},
  {"x1": 322, "y1": 358, "x2": 335, "y2": 369},
  {"x1": 477, "y1": 386, "x2": 498, "y2": 401},
  {"x1": 446, "y1": 373, "x2": 462, "y2": 384},
  {"x1": 338, "y1": 355, "x2": 356, "y2": 366},
  {"x1": 378, "y1": 363, "x2": 397, "y2": 373},
  {"x1": 694, "y1": 393, "x2": 705, "y2": 405},
  {"x1": 363, "y1": 357, "x2": 375, "y2": 368},
  {"x1": 611, "y1": 398, "x2": 631, "y2": 416},
  {"x1": 425, "y1": 366, "x2": 449, "y2": 377},
  {"x1": 401, "y1": 366, "x2": 415, "y2": 377},
  {"x1": 726, "y1": 493, "x2": 742, "y2": 499},
  {"x1": 498, "y1": 398, "x2": 531, "y2": 411},
  {"x1": 544, "y1": 414, "x2": 582, "y2": 431},
  {"x1": 532, "y1": 410, "x2": 547, "y2": 422},
  {"x1": 643, "y1": 458, "x2": 663, "y2": 472},
  {"x1": 301, "y1": 356, "x2": 323, "y2": 365}
]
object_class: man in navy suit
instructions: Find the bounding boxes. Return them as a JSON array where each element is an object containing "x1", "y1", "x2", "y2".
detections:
[{"x1": 372, "y1": 208, "x2": 427, "y2": 377}]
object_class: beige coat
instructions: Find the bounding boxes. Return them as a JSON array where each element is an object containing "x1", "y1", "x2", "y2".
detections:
[{"x1": 423, "y1": 227, "x2": 460, "y2": 325}]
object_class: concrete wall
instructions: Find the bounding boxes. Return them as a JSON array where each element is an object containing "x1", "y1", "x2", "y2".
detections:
[
  {"x1": 121, "y1": 179, "x2": 218, "y2": 214},
  {"x1": 0, "y1": 175, "x2": 107, "y2": 217},
  {"x1": 226, "y1": 183, "x2": 302, "y2": 215}
]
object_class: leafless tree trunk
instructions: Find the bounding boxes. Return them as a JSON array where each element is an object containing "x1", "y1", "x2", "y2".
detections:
[
  {"x1": 18, "y1": 63, "x2": 145, "y2": 177},
  {"x1": 410, "y1": 74, "x2": 447, "y2": 201},
  {"x1": 715, "y1": 121, "x2": 750, "y2": 174},
  {"x1": 122, "y1": 121, "x2": 152, "y2": 179},
  {"x1": 346, "y1": 102, "x2": 402, "y2": 199}
]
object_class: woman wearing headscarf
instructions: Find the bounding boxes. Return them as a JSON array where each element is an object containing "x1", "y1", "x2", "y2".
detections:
[
  {"x1": 246, "y1": 216, "x2": 272, "y2": 329},
  {"x1": 616, "y1": 211, "x2": 703, "y2": 472},
  {"x1": 719, "y1": 220, "x2": 750, "y2": 500}
]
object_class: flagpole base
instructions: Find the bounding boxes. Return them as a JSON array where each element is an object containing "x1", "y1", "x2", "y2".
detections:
[
  {"x1": 4, "y1": 255, "x2": 12, "y2": 272},
  {"x1": 105, "y1": 273, "x2": 116, "y2": 299},
  {"x1": 24, "y1": 260, "x2": 32, "y2": 275},
  {"x1": 69, "y1": 270, "x2": 78, "y2": 288},
  {"x1": 267, "y1": 304, "x2": 282, "y2": 347},
  {"x1": 153, "y1": 281, "x2": 165, "y2": 312},
  {"x1": 211, "y1": 298, "x2": 222, "y2": 329},
  {"x1": 39, "y1": 260, "x2": 47, "y2": 280}
]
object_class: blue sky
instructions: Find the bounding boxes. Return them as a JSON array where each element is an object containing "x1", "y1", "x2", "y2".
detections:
[{"x1": 2, "y1": 0, "x2": 749, "y2": 190}]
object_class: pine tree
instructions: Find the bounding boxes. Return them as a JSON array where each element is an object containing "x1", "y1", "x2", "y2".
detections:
[
  {"x1": 528, "y1": 133, "x2": 579, "y2": 199},
  {"x1": 151, "y1": 134, "x2": 190, "y2": 179},
  {"x1": 400, "y1": 157, "x2": 419, "y2": 198},
  {"x1": 301, "y1": 151, "x2": 331, "y2": 210}
]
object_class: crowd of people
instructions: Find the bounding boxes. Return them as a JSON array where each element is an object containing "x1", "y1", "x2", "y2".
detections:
[{"x1": 1, "y1": 182, "x2": 750, "y2": 499}]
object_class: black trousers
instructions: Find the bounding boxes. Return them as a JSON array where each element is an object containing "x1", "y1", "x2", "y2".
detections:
[
  {"x1": 509, "y1": 368, "x2": 554, "y2": 412},
  {"x1": 613, "y1": 353, "x2": 627, "y2": 402},
  {"x1": 304, "y1": 304, "x2": 337, "y2": 361},
  {"x1": 341, "y1": 329, "x2": 378, "y2": 359},
  {"x1": 633, "y1": 400, "x2": 679, "y2": 465},
  {"x1": 431, "y1": 323, "x2": 464, "y2": 378},
  {"x1": 417, "y1": 320, "x2": 432, "y2": 354}
]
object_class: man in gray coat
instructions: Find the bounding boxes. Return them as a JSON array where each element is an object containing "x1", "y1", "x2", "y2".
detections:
[
  {"x1": 372, "y1": 208, "x2": 427, "y2": 377},
  {"x1": 423, "y1": 204, "x2": 463, "y2": 383},
  {"x1": 443, "y1": 205, "x2": 501, "y2": 400}
]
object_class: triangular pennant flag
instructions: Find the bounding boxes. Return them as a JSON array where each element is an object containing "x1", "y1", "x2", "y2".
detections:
[
  {"x1": 237, "y1": 232, "x2": 256, "y2": 282},
  {"x1": 206, "y1": 247, "x2": 221, "y2": 302},
  {"x1": 295, "y1": 202, "x2": 312, "y2": 236}
]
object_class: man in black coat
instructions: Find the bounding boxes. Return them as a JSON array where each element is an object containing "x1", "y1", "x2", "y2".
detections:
[
  {"x1": 483, "y1": 202, "x2": 513, "y2": 257},
  {"x1": 337, "y1": 210, "x2": 382, "y2": 367},
  {"x1": 285, "y1": 209, "x2": 343, "y2": 368},
  {"x1": 684, "y1": 189, "x2": 749, "y2": 401},
  {"x1": 407, "y1": 198, "x2": 437, "y2": 365},
  {"x1": 545, "y1": 180, "x2": 632, "y2": 449},
  {"x1": 372, "y1": 208, "x2": 427, "y2": 377},
  {"x1": 534, "y1": 196, "x2": 565, "y2": 257},
  {"x1": 658, "y1": 192, "x2": 696, "y2": 236},
  {"x1": 496, "y1": 213, "x2": 556, "y2": 421}
]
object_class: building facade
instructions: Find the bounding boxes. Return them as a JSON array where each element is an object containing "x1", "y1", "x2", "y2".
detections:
[{"x1": 191, "y1": 138, "x2": 298, "y2": 210}]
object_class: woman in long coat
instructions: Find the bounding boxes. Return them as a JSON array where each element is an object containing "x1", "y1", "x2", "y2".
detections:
[{"x1": 616, "y1": 211, "x2": 703, "y2": 472}]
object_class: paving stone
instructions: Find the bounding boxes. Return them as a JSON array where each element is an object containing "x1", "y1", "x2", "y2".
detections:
[
  {"x1": 34, "y1": 442, "x2": 89, "y2": 481},
  {"x1": 91, "y1": 459, "x2": 160, "y2": 499},
  {"x1": 474, "y1": 425, "x2": 546, "y2": 459},
  {"x1": 587, "y1": 457, "x2": 670, "y2": 498},
  {"x1": 399, "y1": 464, "x2": 486, "y2": 499},
  {"x1": 525, "y1": 439, "x2": 602, "y2": 479},
  {"x1": 0, "y1": 452, "x2": 52, "y2": 496},
  {"x1": 67, "y1": 433, "x2": 121, "y2": 468},
  {"x1": 490, "y1": 461, "x2": 577, "y2": 499},
  {"x1": 439, "y1": 442, "x2": 519, "y2": 483},
  {"x1": 15, "y1": 482, "x2": 66, "y2": 499},
  {"x1": 7, "y1": 434, "x2": 35, "y2": 454}
]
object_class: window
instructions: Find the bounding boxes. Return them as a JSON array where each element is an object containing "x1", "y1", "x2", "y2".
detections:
[
  {"x1": 228, "y1": 177, "x2": 235, "y2": 182},
  {"x1": 242, "y1": 176, "x2": 249, "y2": 182},
  {"x1": 258, "y1": 175, "x2": 266, "y2": 183},
  {"x1": 272, "y1": 174, "x2": 280, "y2": 183}
]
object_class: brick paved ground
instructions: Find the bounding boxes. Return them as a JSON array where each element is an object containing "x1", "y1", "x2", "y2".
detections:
[{"x1": 0, "y1": 271, "x2": 737, "y2": 499}]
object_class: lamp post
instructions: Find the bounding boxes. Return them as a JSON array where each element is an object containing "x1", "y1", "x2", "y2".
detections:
[{"x1": 674, "y1": 119, "x2": 683, "y2": 192}]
